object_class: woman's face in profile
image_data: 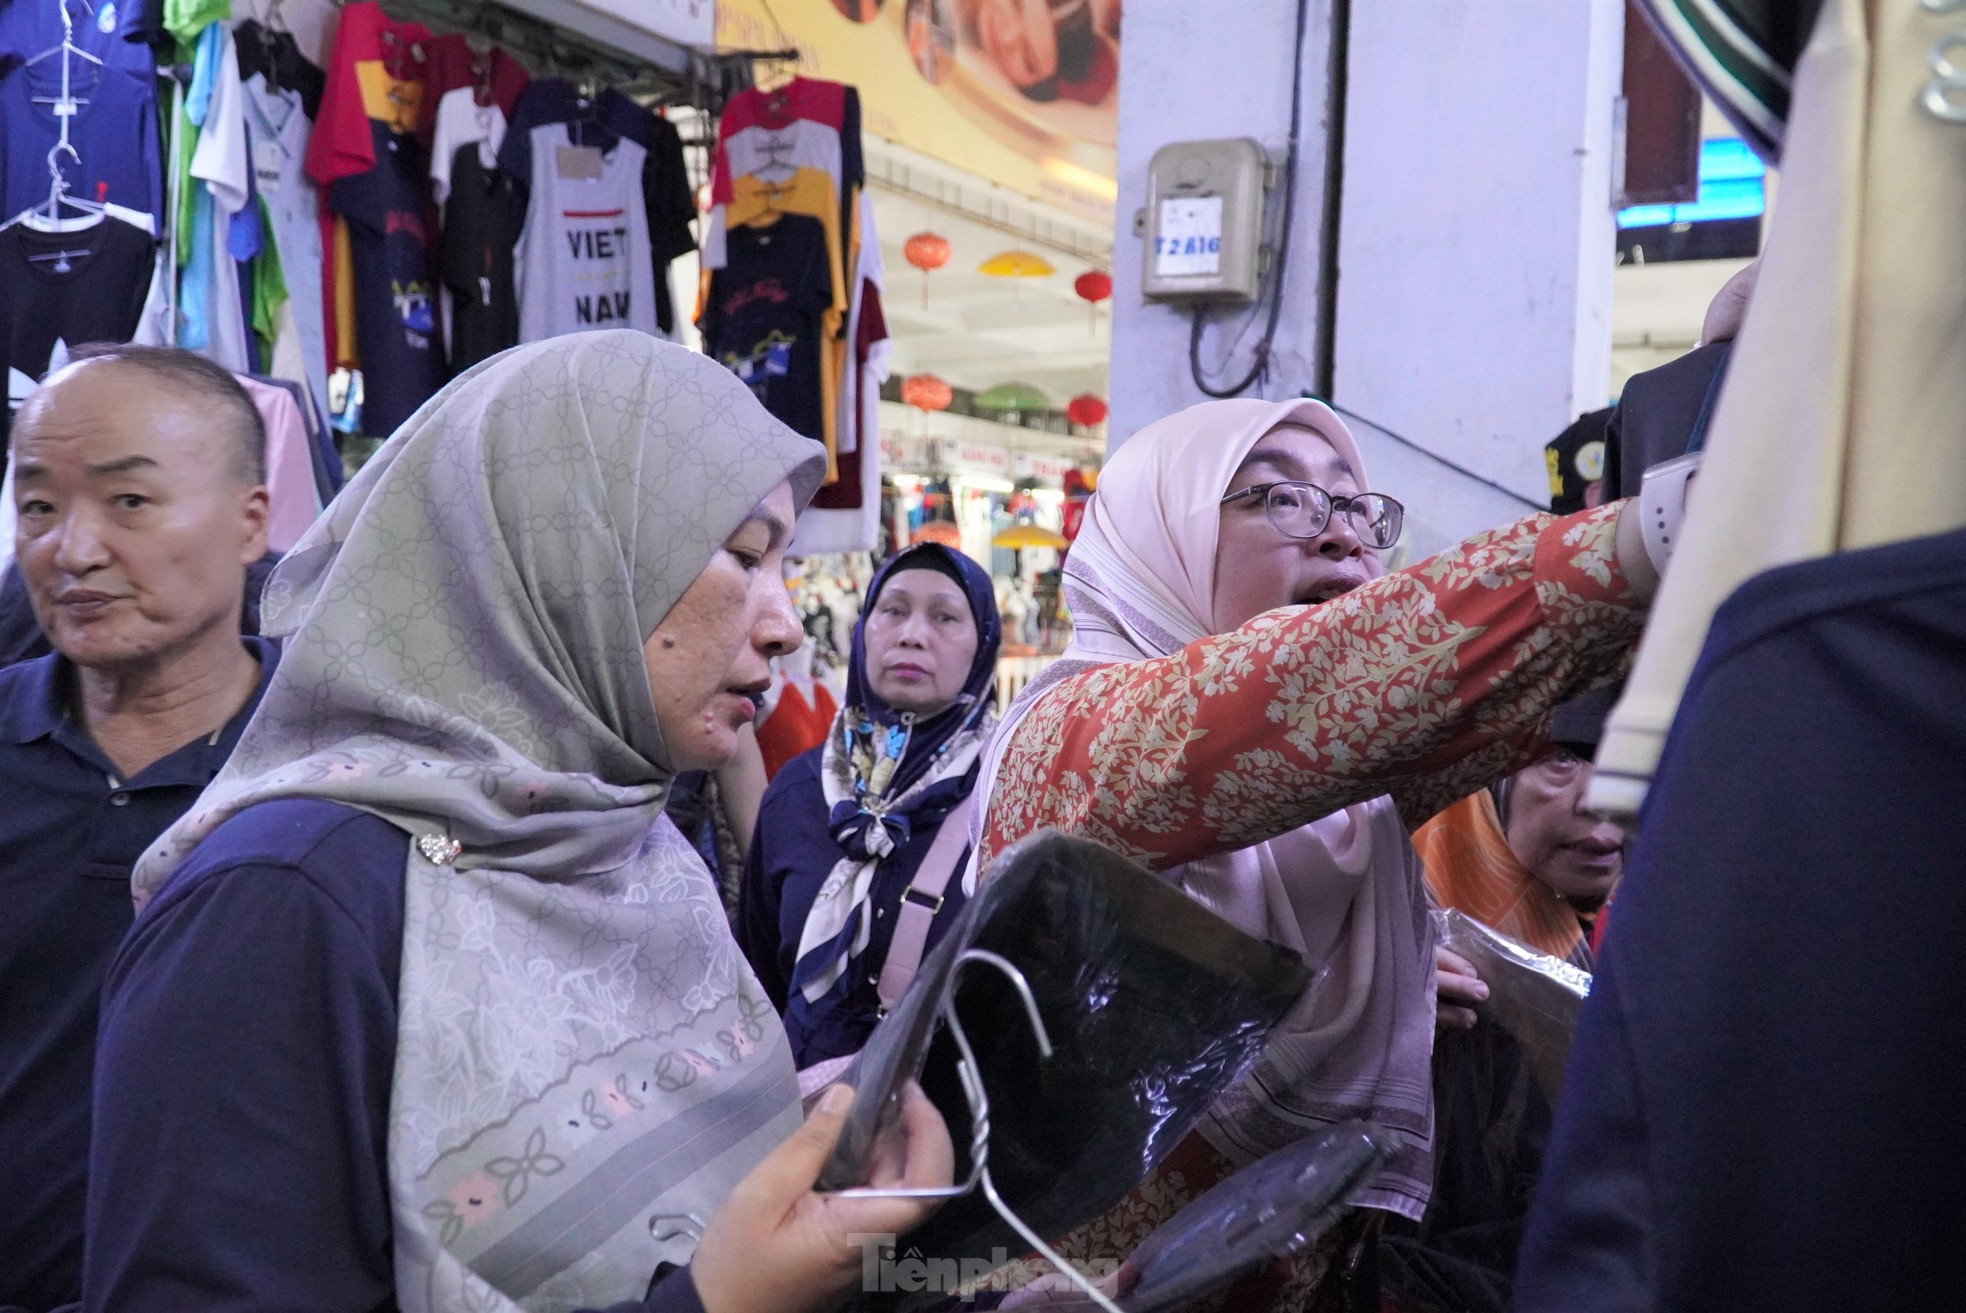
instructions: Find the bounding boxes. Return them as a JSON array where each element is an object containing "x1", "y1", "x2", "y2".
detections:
[{"x1": 643, "y1": 481, "x2": 804, "y2": 772}]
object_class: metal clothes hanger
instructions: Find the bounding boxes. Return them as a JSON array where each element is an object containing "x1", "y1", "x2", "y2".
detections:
[{"x1": 830, "y1": 949, "x2": 1127, "y2": 1313}]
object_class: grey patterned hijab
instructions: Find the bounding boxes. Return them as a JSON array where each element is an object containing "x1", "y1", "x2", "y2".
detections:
[{"x1": 134, "y1": 332, "x2": 826, "y2": 1311}]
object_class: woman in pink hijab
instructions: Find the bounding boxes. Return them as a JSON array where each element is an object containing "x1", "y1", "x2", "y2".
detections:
[{"x1": 972, "y1": 397, "x2": 1657, "y2": 1308}]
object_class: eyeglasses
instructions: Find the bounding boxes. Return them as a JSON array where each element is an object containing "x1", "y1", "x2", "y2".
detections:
[{"x1": 1220, "y1": 481, "x2": 1405, "y2": 549}]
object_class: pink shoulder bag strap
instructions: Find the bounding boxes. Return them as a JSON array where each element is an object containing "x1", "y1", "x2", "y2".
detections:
[{"x1": 875, "y1": 796, "x2": 974, "y2": 1014}]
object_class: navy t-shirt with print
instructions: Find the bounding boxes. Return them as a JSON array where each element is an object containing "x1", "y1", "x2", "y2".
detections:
[
  {"x1": 699, "y1": 215, "x2": 831, "y2": 444},
  {"x1": 328, "y1": 122, "x2": 446, "y2": 439}
]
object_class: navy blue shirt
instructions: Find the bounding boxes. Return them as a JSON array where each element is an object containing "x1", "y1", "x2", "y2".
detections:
[
  {"x1": 1515, "y1": 527, "x2": 1966, "y2": 1312},
  {"x1": 0, "y1": 638, "x2": 275, "y2": 1312},
  {"x1": 737, "y1": 745, "x2": 974, "y2": 1068},
  {"x1": 85, "y1": 798, "x2": 703, "y2": 1313},
  {"x1": 0, "y1": 61, "x2": 162, "y2": 221}
]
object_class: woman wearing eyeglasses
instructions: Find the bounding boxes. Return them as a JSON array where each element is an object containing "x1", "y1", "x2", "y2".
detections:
[{"x1": 968, "y1": 397, "x2": 1658, "y2": 1310}]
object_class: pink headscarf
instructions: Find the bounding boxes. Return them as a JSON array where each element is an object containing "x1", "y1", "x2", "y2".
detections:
[{"x1": 972, "y1": 397, "x2": 1438, "y2": 1219}]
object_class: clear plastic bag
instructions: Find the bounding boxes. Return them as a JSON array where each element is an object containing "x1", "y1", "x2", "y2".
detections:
[
  {"x1": 1435, "y1": 909, "x2": 1590, "y2": 1103},
  {"x1": 1376, "y1": 911, "x2": 1594, "y2": 1313}
]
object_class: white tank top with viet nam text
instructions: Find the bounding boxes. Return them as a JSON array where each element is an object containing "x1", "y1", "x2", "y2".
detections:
[{"x1": 516, "y1": 122, "x2": 656, "y2": 341}]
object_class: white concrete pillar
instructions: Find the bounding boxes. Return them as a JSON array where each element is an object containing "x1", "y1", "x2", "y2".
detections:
[
  {"x1": 1107, "y1": 0, "x2": 1624, "y2": 551},
  {"x1": 1333, "y1": 0, "x2": 1624, "y2": 529},
  {"x1": 1106, "y1": 0, "x2": 1335, "y2": 439}
]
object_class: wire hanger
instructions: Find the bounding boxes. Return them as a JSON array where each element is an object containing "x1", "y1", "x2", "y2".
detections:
[
  {"x1": 24, "y1": 0, "x2": 104, "y2": 69},
  {"x1": 829, "y1": 949, "x2": 1126, "y2": 1313}
]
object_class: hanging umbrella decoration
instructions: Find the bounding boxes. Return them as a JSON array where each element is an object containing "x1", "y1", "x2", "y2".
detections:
[
  {"x1": 991, "y1": 522, "x2": 1069, "y2": 550},
  {"x1": 979, "y1": 248, "x2": 1054, "y2": 297},
  {"x1": 1073, "y1": 269, "x2": 1112, "y2": 333},
  {"x1": 1066, "y1": 393, "x2": 1108, "y2": 429},
  {"x1": 903, "y1": 231, "x2": 951, "y2": 307},
  {"x1": 974, "y1": 381, "x2": 1050, "y2": 412}
]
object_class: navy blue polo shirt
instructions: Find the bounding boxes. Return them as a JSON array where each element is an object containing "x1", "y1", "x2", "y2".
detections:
[{"x1": 0, "y1": 638, "x2": 275, "y2": 1312}]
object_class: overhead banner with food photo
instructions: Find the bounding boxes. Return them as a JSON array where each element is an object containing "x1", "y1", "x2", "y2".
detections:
[{"x1": 715, "y1": 0, "x2": 1120, "y2": 222}]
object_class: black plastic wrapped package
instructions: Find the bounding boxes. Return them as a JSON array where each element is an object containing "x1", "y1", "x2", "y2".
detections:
[
  {"x1": 1111, "y1": 1121, "x2": 1391, "y2": 1311},
  {"x1": 820, "y1": 831, "x2": 1315, "y2": 1306}
]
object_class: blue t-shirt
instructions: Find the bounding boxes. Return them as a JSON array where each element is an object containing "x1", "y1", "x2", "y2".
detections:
[
  {"x1": 86, "y1": 798, "x2": 705, "y2": 1313},
  {"x1": 0, "y1": 638, "x2": 274, "y2": 1311},
  {"x1": 0, "y1": 0, "x2": 154, "y2": 79},
  {"x1": 0, "y1": 60, "x2": 161, "y2": 220}
]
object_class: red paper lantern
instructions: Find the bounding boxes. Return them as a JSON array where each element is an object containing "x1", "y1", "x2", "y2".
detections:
[
  {"x1": 900, "y1": 373, "x2": 953, "y2": 413},
  {"x1": 1066, "y1": 394, "x2": 1108, "y2": 427},
  {"x1": 1074, "y1": 269, "x2": 1113, "y2": 333},
  {"x1": 913, "y1": 520, "x2": 962, "y2": 549},
  {"x1": 904, "y1": 231, "x2": 952, "y2": 307},
  {"x1": 905, "y1": 232, "x2": 952, "y2": 271}
]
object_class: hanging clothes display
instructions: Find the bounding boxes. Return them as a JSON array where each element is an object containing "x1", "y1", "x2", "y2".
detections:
[
  {"x1": 0, "y1": 212, "x2": 153, "y2": 442},
  {"x1": 172, "y1": 22, "x2": 251, "y2": 371},
  {"x1": 698, "y1": 213, "x2": 832, "y2": 439},
  {"x1": 702, "y1": 78, "x2": 861, "y2": 475},
  {"x1": 414, "y1": 32, "x2": 525, "y2": 141},
  {"x1": 307, "y1": 1, "x2": 443, "y2": 439},
  {"x1": 233, "y1": 18, "x2": 325, "y2": 119},
  {"x1": 302, "y1": 0, "x2": 442, "y2": 440},
  {"x1": 0, "y1": 60, "x2": 161, "y2": 221},
  {"x1": 498, "y1": 78, "x2": 694, "y2": 335},
  {"x1": 793, "y1": 188, "x2": 890, "y2": 554},
  {"x1": 428, "y1": 53, "x2": 525, "y2": 372},
  {"x1": 242, "y1": 68, "x2": 328, "y2": 416},
  {"x1": 0, "y1": 0, "x2": 155, "y2": 81},
  {"x1": 514, "y1": 122, "x2": 655, "y2": 339}
]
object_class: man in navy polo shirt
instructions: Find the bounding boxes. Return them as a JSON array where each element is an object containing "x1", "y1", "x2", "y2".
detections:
[{"x1": 0, "y1": 344, "x2": 276, "y2": 1311}]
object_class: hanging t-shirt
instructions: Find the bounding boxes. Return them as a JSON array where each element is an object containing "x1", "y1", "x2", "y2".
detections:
[
  {"x1": 243, "y1": 74, "x2": 327, "y2": 416},
  {"x1": 431, "y1": 85, "x2": 516, "y2": 371},
  {"x1": 439, "y1": 142, "x2": 519, "y2": 372},
  {"x1": 0, "y1": 0, "x2": 154, "y2": 80},
  {"x1": 700, "y1": 215, "x2": 833, "y2": 443},
  {"x1": 328, "y1": 122, "x2": 444, "y2": 437},
  {"x1": 414, "y1": 33, "x2": 525, "y2": 143},
  {"x1": 0, "y1": 215, "x2": 153, "y2": 443},
  {"x1": 233, "y1": 19, "x2": 327, "y2": 121},
  {"x1": 303, "y1": 1, "x2": 430, "y2": 382},
  {"x1": 500, "y1": 81, "x2": 695, "y2": 333},
  {"x1": 0, "y1": 61, "x2": 161, "y2": 221},
  {"x1": 178, "y1": 23, "x2": 251, "y2": 373},
  {"x1": 515, "y1": 125, "x2": 655, "y2": 341}
]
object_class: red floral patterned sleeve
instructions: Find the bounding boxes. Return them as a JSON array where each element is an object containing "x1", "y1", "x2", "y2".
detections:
[{"x1": 979, "y1": 503, "x2": 1645, "y2": 871}]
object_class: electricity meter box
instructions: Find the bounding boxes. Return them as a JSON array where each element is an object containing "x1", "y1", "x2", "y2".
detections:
[{"x1": 1140, "y1": 137, "x2": 1270, "y2": 304}]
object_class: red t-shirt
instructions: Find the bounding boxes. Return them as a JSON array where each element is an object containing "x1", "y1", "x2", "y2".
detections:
[{"x1": 306, "y1": 2, "x2": 432, "y2": 369}]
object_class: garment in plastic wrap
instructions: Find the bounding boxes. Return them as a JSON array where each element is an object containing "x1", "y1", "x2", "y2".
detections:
[
  {"x1": 1378, "y1": 910, "x2": 1593, "y2": 1313},
  {"x1": 820, "y1": 830, "x2": 1315, "y2": 1308},
  {"x1": 1434, "y1": 909, "x2": 1590, "y2": 1102}
]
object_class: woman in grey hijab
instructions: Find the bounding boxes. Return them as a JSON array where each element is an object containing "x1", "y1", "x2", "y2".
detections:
[{"x1": 81, "y1": 332, "x2": 951, "y2": 1313}]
